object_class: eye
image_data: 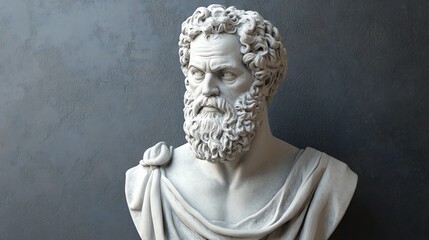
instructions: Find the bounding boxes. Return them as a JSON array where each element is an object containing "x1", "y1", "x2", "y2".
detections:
[
  {"x1": 220, "y1": 71, "x2": 236, "y2": 82},
  {"x1": 190, "y1": 68, "x2": 205, "y2": 81}
]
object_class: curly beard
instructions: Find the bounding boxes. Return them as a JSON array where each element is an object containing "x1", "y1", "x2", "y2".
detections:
[{"x1": 183, "y1": 84, "x2": 263, "y2": 164}]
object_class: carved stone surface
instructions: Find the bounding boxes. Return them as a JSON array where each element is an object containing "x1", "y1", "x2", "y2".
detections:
[{"x1": 125, "y1": 5, "x2": 357, "y2": 240}]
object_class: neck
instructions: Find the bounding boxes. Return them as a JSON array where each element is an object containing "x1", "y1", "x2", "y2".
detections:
[{"x1": 197, "y1": 107, "x2": 278, "y2": 185}]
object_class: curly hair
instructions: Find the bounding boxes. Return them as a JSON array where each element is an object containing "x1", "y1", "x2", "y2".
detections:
[{"x1": 178, "y1": 4, "x2": 287, "y2": 103}]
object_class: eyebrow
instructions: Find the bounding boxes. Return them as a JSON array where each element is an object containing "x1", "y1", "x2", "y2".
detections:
[
  {"x1": 189, "y1": 64, "x2": 240, "y2": 75},
  {"x1": 188, "y1": 64, "x2": 203, "y2": 71},
  {"x1": 211, "y1": 64, "x2": 230, "y2": 72}
]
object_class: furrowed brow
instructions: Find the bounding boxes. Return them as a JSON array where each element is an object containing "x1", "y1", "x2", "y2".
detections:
[
  {"x1": 188, "y1": 63, "x2": 204, "y2": 71},
  {"x1": 211, "y1": 64, "x2": 229, "y2": 72}
]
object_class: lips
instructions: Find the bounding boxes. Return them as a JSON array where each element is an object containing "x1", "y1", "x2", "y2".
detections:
[
  {"x1": 199, "y1": 105, "x2": 221, "y2": 114},
  {"x1": 193, "y1": 97, "x2": 225, "y2": 115}
]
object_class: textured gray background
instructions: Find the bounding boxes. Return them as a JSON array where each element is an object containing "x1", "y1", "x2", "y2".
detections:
[{"x1": 0, "y1": 0, "x2": 428, "y2": 239}]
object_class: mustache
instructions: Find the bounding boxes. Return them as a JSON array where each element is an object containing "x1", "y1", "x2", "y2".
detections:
[{"x1": 192, "y1": 95, "x2": 231, "y2": 116}]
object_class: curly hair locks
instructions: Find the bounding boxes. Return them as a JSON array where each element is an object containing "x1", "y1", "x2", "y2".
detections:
[{"x1": 178, "y1": 4, "x2": 287, "y2": 103}]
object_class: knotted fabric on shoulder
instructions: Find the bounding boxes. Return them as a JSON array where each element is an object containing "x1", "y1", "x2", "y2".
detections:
[{"x1": 125, "y1": 142, "x2": 172, "y2": 240}]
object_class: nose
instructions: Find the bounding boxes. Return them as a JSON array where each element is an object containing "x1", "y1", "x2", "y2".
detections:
[{"x1": 201, "y1": 73, "x2": 219, "y2": 97}]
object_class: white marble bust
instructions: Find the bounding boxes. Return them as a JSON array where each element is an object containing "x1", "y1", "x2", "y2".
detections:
[{"x1": 125, "y1": 5, "x2": 357, "y2": 240}]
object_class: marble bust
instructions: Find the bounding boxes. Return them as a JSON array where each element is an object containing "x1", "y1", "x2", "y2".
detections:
[{"x1": 125, "y1": 5, "x2": 357, "y2": 240}]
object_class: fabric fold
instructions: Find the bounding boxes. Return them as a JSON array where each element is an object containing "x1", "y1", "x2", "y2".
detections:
[{"x1": 125, "y1": 146, "x2": 357, "y2": 240}]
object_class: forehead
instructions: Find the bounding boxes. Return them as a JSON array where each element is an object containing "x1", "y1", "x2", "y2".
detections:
[{"x1": 189, "y1": 34, "x2": 242, "y2": 60}]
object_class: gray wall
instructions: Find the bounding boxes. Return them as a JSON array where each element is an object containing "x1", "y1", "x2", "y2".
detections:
[{"x1": 0, "y1": 0, "x2": 427, "y2": 239}]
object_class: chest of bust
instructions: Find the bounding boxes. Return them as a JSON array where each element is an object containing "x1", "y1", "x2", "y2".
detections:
[{"x1": 167, "y1": 169, "x2": 287, "y2": 224}]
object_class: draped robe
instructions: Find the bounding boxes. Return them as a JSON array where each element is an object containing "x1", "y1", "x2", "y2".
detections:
[{"x1": 125, "y1": 145, "x2": 357, "y2": 240}]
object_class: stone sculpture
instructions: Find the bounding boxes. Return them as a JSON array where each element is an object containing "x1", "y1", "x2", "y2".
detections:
[{"x1": 125, "y1": 4, "x2": 357, "y2": 240}]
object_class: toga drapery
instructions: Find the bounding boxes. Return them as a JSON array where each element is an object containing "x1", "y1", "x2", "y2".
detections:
[{"x1": 125, "y1": 146, "x2": 357, "y2": 240}]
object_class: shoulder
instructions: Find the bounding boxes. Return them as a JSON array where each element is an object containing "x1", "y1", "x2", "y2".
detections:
[
  {"x1": 125, "y1": 142, "x2": 174, "y2": 210},
  {"x1": 298, "y1": 147, "x2": 358, "y2": 195},
  {"x1": 295, "y1": 147, "x2": 358, "y2": 184},
  {"x1": 167, "y1": 143, "x2": 195, "y2": 167},
  {"x1": 164, "y1": 143, "x2": 198, "y2": 179},
  {"x1": 320, "y1": 151, "x2": 358, "y2": 210},
  {"x1": 125, "y1": 141, "x2": 173, "y2": 182},
  {"x1": 299, "y1": 147, "x2": 358, "y2": 239},
  {"x1": 311, "y1": 148, "x2": 358, "y2": 190}
]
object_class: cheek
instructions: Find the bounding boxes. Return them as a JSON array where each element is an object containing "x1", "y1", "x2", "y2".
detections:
[
  {"x1": 236, "y1": 78, "x2": 252, "y2": 93},
  {"x1": 226, "y1": 82, "x2": 252, "y2": 104},
  {"x1": 190, "y1": 86, "x2": 201, "y2": 98},
  {"x1": 227, "y1": 75, "x2": 252, "y2": 95},
  {"x1": 186, "y1": 80, "x2": 199, "y2": 92}
]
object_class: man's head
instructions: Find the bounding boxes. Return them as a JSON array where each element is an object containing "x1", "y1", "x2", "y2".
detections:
[{"x1": 179, "y1": 5, "x2": 286, "y2": 163}]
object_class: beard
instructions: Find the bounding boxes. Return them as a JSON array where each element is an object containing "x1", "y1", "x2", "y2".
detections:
[{"x1": 183, "y1": 83, "x2": 263, "y2": 164}]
